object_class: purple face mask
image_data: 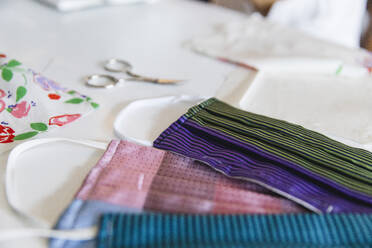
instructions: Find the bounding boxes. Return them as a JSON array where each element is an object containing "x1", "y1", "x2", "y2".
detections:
[{"x1": 153, "y1": 98, "x2": 372, "y2": 213}]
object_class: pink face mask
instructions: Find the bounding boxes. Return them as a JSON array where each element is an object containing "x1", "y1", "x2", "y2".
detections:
[
  {"x1": 50, "y1": 139, "x2": 305, "y2": 248},
  {"x1": 75, "y1": 140, "x2": 304, "y2": 214}
]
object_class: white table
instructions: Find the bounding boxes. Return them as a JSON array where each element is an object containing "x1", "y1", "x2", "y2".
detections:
[{"x1": 0, "y1": 0, "x2": 247, "y2": 247}]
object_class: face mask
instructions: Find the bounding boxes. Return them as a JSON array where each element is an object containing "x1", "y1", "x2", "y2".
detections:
[
  {"x1": 97, "y1": 213, "x2": 372, "y2": 248},
  {"x1": 51, "y1": 139, "x2": 304, "y2": 248},
  {"x1": 113, "y1": 95, "x2": 206, "y2": 146},
  {"x1": 153, "y1": 98, "x2": 372, "y2": 213},
  {"x1": 0, "y1": 55, "x2": 99, "y2": 153},
  {"x1": 2, "y1": 138, "x2": 107, "y2": 242}
]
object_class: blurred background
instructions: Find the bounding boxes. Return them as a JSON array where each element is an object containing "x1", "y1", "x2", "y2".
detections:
[
  {"x1": 37, "y1": 0, "x2": 372, "y2": 51},
  {"x1": 210, "y1": 0, "x2": 372, "y2": 51}
]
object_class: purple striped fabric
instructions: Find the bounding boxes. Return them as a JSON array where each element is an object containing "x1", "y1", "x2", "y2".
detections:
[{"x1": 153, "y1": 100, "x2": 372, "y2": 213}]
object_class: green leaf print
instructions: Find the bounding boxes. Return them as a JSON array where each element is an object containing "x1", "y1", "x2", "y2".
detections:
[
  {"x1": 90, "y1": 102, "x2": 99, "y2": 108},
  {"x1": 7, "y1": 60, "x2": 21, "y2": 67},
  {"x1": 335, "y1": 65, "x2": 343, "y2": 75},
  {"x1": 2, "y1": 68, "x2": 13, "y2": 82},
  {"x1": 30, "y1": 123, "x2": 48, "y2": 132},
  {"x1": 13, "y1": 131, "x2": 39, "y2": 140},
  {"x1": 65, "y1": 98, "x2": 84, "y2": 104},
  {"x1": 16, "y1": 86, "x2": 27, "y2": 102}
]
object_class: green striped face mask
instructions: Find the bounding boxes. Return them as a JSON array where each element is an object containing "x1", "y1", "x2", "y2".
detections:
[{"x1": 154, "y1": 98, "x2": 372, "y2": 213}]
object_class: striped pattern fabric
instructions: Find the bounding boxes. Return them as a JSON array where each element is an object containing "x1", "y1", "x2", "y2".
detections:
[
  {"x1": 98, "y1": 213, "x2": 372, "y2": 248},
  {"x1": 154, "y1": 98, "x2": 372, "y2": 213},
  {"x1": 52, "y1": 140, "x2": 304, "y2": 248}
]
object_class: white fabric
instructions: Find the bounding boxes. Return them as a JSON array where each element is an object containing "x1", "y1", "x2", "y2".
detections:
[
  {"x1": 219, "y1": 69, "x2": 372, "y2": 147},
  {"x1": 188, "y1": 16, "x2": 371, "y2": 72},
  {"x1": 0, "y1": 227, "x2": 98, "y2": 242},
  {"x1": 1, "y1": 138, "x2": 107, "y2": 241},
  {"x1": 114, "y1": 95, "x2": 206, "y2": 146},
  {"x1": 236, "y1": 57, "x2": 369, "y2": 77},
  {"x1": 268, "y1": 0, "x2": 367, "y2": 48},
  {"x1": 37, "y1": 0, "x2": 158, "y2": 11}
]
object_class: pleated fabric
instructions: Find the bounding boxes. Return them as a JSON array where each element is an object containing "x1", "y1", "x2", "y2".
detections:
[
  {"x1": 98, "y1": 213, "x2": 372, "y2": 248},
  {"x1": 153, "y1": 98, "x2": 372, "y2": 213},
  {"x1": 51, "y1": 140, "x2": 304, "y2": 248}
]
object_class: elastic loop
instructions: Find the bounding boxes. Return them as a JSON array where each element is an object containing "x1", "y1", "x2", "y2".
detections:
[
  {"x1": 0, "y1": 226, "x2": 97, "y2": 242},
  {"x1": 4, "y1": 138, "x2": 107, "y2": 240}
]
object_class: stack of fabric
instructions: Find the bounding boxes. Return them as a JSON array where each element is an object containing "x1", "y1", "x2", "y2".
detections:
[{"x1": 51, "y1": 98, "x2": 372, "y2": 248}]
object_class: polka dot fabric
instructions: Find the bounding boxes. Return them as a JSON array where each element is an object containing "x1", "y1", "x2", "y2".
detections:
[{"x1": 75, "y1": 140, "x2": 304, "y2": 214}]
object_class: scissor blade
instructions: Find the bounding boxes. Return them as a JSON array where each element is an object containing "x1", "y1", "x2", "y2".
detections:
[
  {"x1": 155, "y1": 79, "x2": 185, "y2": 84},
  {"x1": 129, "y1": 77, "x2": 185, "y2": 84}
]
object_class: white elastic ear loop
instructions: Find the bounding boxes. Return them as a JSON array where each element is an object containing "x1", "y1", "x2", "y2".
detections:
[
  {"x1": 0, "y1": 227, "x2": 99, "y2": 241},
  {"x1": 2, "y1": 138, "x2": 108, "y2": 241}
]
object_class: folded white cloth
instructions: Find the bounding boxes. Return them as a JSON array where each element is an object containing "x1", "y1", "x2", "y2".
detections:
[
  {"x1": 268, "y1": 0, "x2": 367, "y2": 48},
  {"x1": 188, "y1": 16, "x2": 371, "y2": 73}
]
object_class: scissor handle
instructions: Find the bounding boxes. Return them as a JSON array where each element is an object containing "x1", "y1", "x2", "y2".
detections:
[
  {"x1": 104, "y1": 58, "x2": 133, "y2": 73},
  {"x1": 101, "y1": 58, "x2": 183, "y2": 85},
  {"x1": 85, "y1": 74, "x2": 122, "y2": 89}
]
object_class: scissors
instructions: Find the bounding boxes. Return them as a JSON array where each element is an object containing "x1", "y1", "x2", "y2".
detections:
[{"x1": 86, "y1": 58, "x2": 183, "y2": 88}]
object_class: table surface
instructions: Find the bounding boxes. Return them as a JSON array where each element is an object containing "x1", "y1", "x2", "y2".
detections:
[{"x1": 0, "y1": 0, "x2": 248, "y2": 247}]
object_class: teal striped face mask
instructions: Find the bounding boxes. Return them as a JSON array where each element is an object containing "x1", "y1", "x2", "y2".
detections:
[
  {"x1": 154, "y1": 98, "x2": 372, "y2": 213},
  {"x1": 97, "y1": 213, "x2": 372, "y2": 248}
]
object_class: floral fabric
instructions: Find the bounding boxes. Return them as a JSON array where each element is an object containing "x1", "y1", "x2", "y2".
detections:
[{"x1": 0, "y1": 54, "x2": 98, "y2": 153}]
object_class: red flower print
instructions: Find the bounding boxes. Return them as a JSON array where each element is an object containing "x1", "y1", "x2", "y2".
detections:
[
  {"x1": 48, "y1": 93, "x2": 61, "y2": 100},
  {"x1": 10, "y1": 101, "x2": 31, "y2": 118},
  {"x1": 0, "y1": 89, "x2": 5, "y2": 98},
  {"x1": 49, "y1": 114, "x2": 81, "y2": 126},
  {"x1": 0, "y1": 100, "x2": 5, "y2": 113},
  {"x1": 0, "y1": 89, "x2": 5, "y2": 113},
  {"x1": 0, "y1": 125, "x2": 15, "y2": 143},
  {"x1": 0, "y1": 54, "x2": 6, "y2": 58}
]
